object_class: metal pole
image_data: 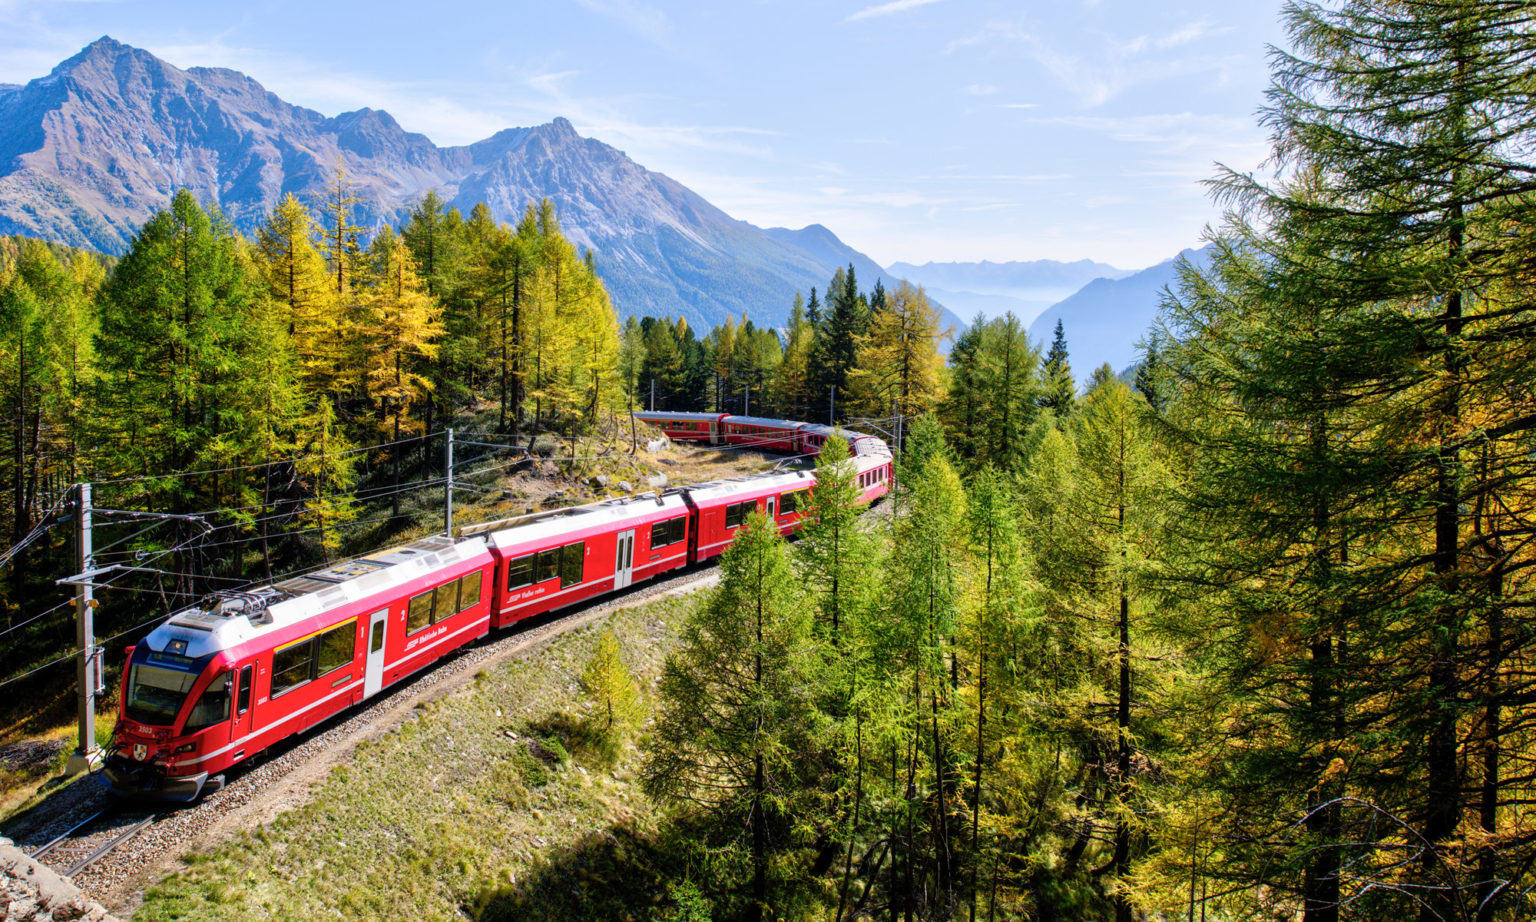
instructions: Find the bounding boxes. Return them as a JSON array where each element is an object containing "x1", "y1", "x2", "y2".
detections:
[
  {"x1": 830, "y1": 385, "x2": 836, "y2": 425},
  {"x1": 650, "y1": 378, "x2": 655, "y2": 411},
  {"x1": 66, "y1": 482, "x2": 99, "y2": 775},
  {"x1": 445, "y1": 429, "x2": 454, "y2": 538},
  {"x1": 745, "y1": 385, "x2": 750, "y2": 417}
]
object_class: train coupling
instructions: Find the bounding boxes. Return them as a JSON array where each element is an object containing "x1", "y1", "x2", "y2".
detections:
[{"x1": 103, "y1": 755, "x2": 223, "y2": 802}]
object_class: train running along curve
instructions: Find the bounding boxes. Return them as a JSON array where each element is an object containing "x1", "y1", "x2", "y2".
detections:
[{"x1": 106, "y1": 415, "x2": 893, "y2": 801}]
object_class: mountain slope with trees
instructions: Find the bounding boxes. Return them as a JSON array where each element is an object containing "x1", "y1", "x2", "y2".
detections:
[{"x1": 0, "y1": 37, "x2": 905, "y2": 331}]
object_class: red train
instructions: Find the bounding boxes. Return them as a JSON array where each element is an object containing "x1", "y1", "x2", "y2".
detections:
[
  {"x1": 633, "y1": 411, "x2": 890, "y2": 459},
  {"x1": 105, "y1": 417, "x2": 893, "y2": 800}
]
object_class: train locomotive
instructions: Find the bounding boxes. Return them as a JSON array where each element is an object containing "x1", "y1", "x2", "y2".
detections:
[{"x1": 105, "y1": 414, "x2": 892, "y2": 800}]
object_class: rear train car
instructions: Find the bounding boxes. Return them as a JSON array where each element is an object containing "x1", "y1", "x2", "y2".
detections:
[
  {"x1": 632, "y1": 411, "x2": 728, "y2": 445},
  {"x1": 719, "y1": 416, "x2": 806, "y2": 453}
]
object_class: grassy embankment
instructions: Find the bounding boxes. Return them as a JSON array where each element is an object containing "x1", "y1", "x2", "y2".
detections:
[{"x1": 134, "y1": 593, "x2": 704, "y2": 922}]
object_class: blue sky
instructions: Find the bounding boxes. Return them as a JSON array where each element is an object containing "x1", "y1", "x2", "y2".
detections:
[{"x1": 0, "y1": 0, "x2": 1288, "y2": 271}]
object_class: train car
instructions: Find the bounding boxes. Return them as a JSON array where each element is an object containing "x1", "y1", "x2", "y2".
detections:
[
  {"x1": 720, "y1": 416, "x2": 806, "y2": 454},
  {"x1": 797, "y1": 423, "x2": 884, "y2": 458},
  {"x1": 632, "y1": 411, "x2": 728, "y2": 445},
  {"x1": 683, "y1": 470, "x2": 817, "y2": 561},
  {"x1": 106, "y1": 536, "x2": 494, "y2": 801},
  {"x1": 483, "y1": 492, "x2": 694, "y2": 627},
  {"x1": 851, "y1": 448, "x2": 895, "y2": 504}
]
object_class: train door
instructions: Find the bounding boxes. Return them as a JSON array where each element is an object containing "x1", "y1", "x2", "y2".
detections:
[
  {"x1": 363, "y1": 607, "x2": 390, "y2": 699},
  {"x1": 766, "y1": 496, "x2": 776, "y2": 520},
  {"x1": 614, "y1": 529, "x2": 636, "y2": 589},
  {"x1": 231, "y1": 662, "x2": 255, "y2": 747}
]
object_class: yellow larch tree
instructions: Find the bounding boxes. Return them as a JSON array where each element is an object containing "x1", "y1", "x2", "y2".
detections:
[{"x1": 847, "y1": 279, "x2": 946, "y2": 419}]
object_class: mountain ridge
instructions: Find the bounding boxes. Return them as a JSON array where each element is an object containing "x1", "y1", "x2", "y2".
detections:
[
  {"x1": 0, "y1": 36, "x2": 935, "y2": 331},
  {"x1": 1026, "y1": 245, "x2": 1212, "y2": 382}
]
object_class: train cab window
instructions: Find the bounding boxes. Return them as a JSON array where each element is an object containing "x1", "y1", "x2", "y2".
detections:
[
  {"x1": 507, "y1": 555, "x2": 535, "y2": 589},
  {"x1": 535, "y1": 549, "x2": 561, "y2": 583},
  {"x1": 560, "y1": 542, "x2": 585, "y2": 588},
  {"x1": 316, "y1": 620, "x2": 357, "y2": 675},
  {"x1": 432, "y1": 581, "x2": 459, "y2": 622},
  {"x1": 183, "y1": 671, "x2": 231, "y2": 732},
  {"x1": 407, "y1": 590, "x2": 434, "y2": 633},
  {"x1": 458, "y1": 573, "x2": 483, "y2": 611},
  {"x1": 650, "y1": 517, "x2": 685, "y2": 548}
]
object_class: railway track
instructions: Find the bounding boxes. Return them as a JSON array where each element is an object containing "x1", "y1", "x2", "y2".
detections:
[{"x1": 27, "y1": 807, "x2": 158, "y2": 880}]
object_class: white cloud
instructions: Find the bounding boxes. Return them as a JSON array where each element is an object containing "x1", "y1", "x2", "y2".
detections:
[
  {"x1": 966, "y1": 83, "x2": 997, "y2": 96},
  {"x1": 847, "y1": 0, "x2": 944, "y2": 23},
  {"x1": 945, "y1": 16, "x2": 1242, "y2": 109},
  {"x1": 570, "y1": 0, "x2": 673, "y2": 49}
]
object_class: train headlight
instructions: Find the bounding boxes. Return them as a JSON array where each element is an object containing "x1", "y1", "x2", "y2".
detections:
[{"x1": 174, "y1": 742, "x2": 196, "y2": 754}]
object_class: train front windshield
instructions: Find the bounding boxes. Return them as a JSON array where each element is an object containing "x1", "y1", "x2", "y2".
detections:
[{"x1": 125, "y1": 660, "x2": 200, "y2": 726}]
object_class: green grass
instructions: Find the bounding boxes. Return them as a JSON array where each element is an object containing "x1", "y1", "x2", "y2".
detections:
[{"x1": 133, "y1": 595, "x2": 694, "y2": 922}]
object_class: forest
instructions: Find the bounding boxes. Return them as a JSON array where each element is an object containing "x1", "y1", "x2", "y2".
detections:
[{"x1": 5, "y1": 0, "x2": 1536, "y2": 919}]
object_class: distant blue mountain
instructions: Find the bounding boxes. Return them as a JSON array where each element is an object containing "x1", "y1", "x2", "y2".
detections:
[
  {"x1": 889, "y1": 258, "x2": 1131, "y2": 325},
  {"x1": 1027, "y1": 246, "x2": 1213, "y2": 383},
  {"x1": 763, "y1": 225, "x2": 967, "y2": 334}
]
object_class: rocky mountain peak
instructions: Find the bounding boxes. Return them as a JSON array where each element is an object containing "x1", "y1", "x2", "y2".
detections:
[{"x1": 0, "y1": 38, "x2": 928, "y2": 332}]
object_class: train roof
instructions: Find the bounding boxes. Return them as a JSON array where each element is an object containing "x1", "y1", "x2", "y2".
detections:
[
  {"x1": 633, "y1": 411, "x2": 727, "y2": 422},
  {"x1": 682, "y1": 469, "x2": 815, "y2": 504},
  {"x1": 141, "y1": 536, "x2": 493, "y2": 660},
  {"x1": 721, "y1": 415, "x2": 806, "y2": 430},
  {"x1": 481, "y1": 492, "x2": 692, "y2": 554}
]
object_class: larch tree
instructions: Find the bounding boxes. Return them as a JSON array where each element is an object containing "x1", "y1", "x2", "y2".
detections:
[
  {"x1": 255, "y1": 194, "x2": 342, "y2": 400},
  {"x1": 847, "y1": 280, "x2": 946, "y2": 424},
  {"x1": 1160, "y1": 1, "x2": 1536, "y2": 918},
  {"x1": 643, "y1": 512, "x2": 824, "y2": 922}
]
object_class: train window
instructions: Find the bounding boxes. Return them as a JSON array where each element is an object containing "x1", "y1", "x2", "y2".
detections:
[
  {"x1": 272, "y1": 639, "x2": 314, "y2": 697},
  {"x1": 236, "y1": 664, "x2": 253, "y2": 714},
  {"x1": 650, "y1": 517, "x2": 685, "y2": 548},
  {"x1": 560, "y1": 542, "x2": 585, "y2": 588},
  {"x1": 183, "y1": 671, "x2": 232, "y2": 731},
  {"x1": 507, "y1": 555, "x2": 535, "y2": 589},
  {"x1": 125, "y1": 662, "x2": 199, "y2": 726},
  {"x1": 459, "y1": 573, "x2": 483, "y2": 611},
  {"x1": 316, "y1": 619, "x2": 357, "y2": 675},
  {"x1": 432, "y1": 581, "x2": 459, "y2": 622},
  {"x1": 782, "y1": 489, "x2": 807, "y2": 515},
  {"x1": 534, "y1": 549, "x2": 559, "y2": 583},
  {"x1": 724, "y1": 500, "x2": 754, "y2": 529},
  {"x1": 407, "y1": 591, "x2": 433, "y2": 633}
]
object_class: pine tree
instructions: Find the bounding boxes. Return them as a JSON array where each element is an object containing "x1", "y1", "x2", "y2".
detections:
[
  {"x1": 941, "y1": 312, "x2": 1040, "y2": 472},
  {"x1": 1040, "y1": 319, "x2": 1075, "y2": 415}
]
